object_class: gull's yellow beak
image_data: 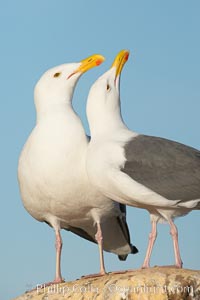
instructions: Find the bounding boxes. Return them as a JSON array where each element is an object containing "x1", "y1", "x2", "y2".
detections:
[
  {"x1": 111, "y1": 50, "x2": 129, "y2": 81},
  {"x1": 68, "y1": 54, "x2": 105, "y2": 79}
]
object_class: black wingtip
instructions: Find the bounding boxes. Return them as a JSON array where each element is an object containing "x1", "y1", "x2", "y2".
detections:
[
  {"x1": 118, "y1": 254, "x2": 128, "y2": 261},
  {"x1": 118, "y1": 244, "x2": 139, "y2": 261},
  {"x1": 131, "y1": 245, "x2": 139, "y2": 254}
]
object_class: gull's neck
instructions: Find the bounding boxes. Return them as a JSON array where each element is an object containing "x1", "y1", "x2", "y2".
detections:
[
  {"x1": 35, "y1": 100, "x2": 88, "y2": 152},
  {"x1": 88, "y1": 105, "x2": 128, "y2": 140},
  {"x1": 35, "y1": 101, "x2": 76, "y2": 124},
  {"x1": 34, "y1": 81, "x2": 76, "y2": 123}
]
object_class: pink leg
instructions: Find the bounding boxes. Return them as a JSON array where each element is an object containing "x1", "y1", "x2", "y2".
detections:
[
  {"x1": 95, "y1": 222, "x2": 106, "y2": 275},
  {"x1": 82, "y1": 222, "x2": 106, "y2": 278},
  {"x1": 169, "y1": 220, "x2": 183, "y2": 268},
  {"x1": 30, "y1": 229, "x2": 64, "y2": 292},
  {"x1": 54, "y1": 229, "x2": 64, "y2": 282},
  {"x1": 142, "y1": 220, "x2": 157, "y2": 268}
]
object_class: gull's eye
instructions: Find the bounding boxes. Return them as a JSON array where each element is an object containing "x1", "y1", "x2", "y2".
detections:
[
  {"x1": 106, "y1": 84, "x2": 111, "y2": 91},
  {"x1": 53, "y1": 72, "x2": 61, "y2": 78}
]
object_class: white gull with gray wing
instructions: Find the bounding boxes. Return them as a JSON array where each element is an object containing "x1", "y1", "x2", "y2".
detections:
[{"x1": 86, "y1": 50, "x2": 200, "y2": 268}]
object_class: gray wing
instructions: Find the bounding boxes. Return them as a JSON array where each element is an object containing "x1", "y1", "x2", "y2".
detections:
[
  {"x1": 44, "y1": 221, "x2": 96, "y2": 243},
  {"x1": 117, "y1": 203, "x2": 138, "y2": 260},
  {"x1": 122, "y1": 134, "x2": 200, "y2": 201},
  {"x1": 64, "y1": 207, "x2": 138, "y2": 260},
  {"x1": 64, "y1": 226, "x2": 96, "y2": 243}
]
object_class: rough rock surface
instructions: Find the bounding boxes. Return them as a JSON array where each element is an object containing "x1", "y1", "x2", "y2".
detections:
[{"x1": 12, "y1": 267, "x2": 200, "y2": 300}]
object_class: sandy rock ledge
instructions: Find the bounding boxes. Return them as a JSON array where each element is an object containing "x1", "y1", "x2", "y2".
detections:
[{"x1": 12, "y1": 267, "x2": 200, "y2": 300}]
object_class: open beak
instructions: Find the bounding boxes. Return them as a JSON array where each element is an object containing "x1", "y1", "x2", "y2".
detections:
[
  {"x1": 111, "y1": 50, "x2": 129, "y2": 83},
  {"x1": 68, "y1": 54, "x2": 105, "y2": 79}
]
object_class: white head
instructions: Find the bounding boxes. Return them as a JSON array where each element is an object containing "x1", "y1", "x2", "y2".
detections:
[
  {"x1": 86, "y1": 50, "x2": 129, "y2": 137},
  {"x1": 34, "y1": 54, "x2": 105, "y2": 121}
]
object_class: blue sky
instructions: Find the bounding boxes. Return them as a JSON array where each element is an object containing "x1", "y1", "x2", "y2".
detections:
[{"x1": 1, "y1": 1, "x2": 200, "y2": 299}]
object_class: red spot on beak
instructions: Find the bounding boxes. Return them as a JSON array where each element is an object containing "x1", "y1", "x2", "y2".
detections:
[
  {"x1": 96, "y1": 59, "x2": 102, "y2": 66},
  {"x1": 125, "y1": 52, "x2": 129, "y2": 61}
]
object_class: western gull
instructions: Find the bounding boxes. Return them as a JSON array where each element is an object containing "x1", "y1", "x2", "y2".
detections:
[
  {"x1": 18, "y1": 54, "x2": 138, "y2": 284},
  {"x1": 86, "y1": 50, "x2": 200, "y2": 268}
]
